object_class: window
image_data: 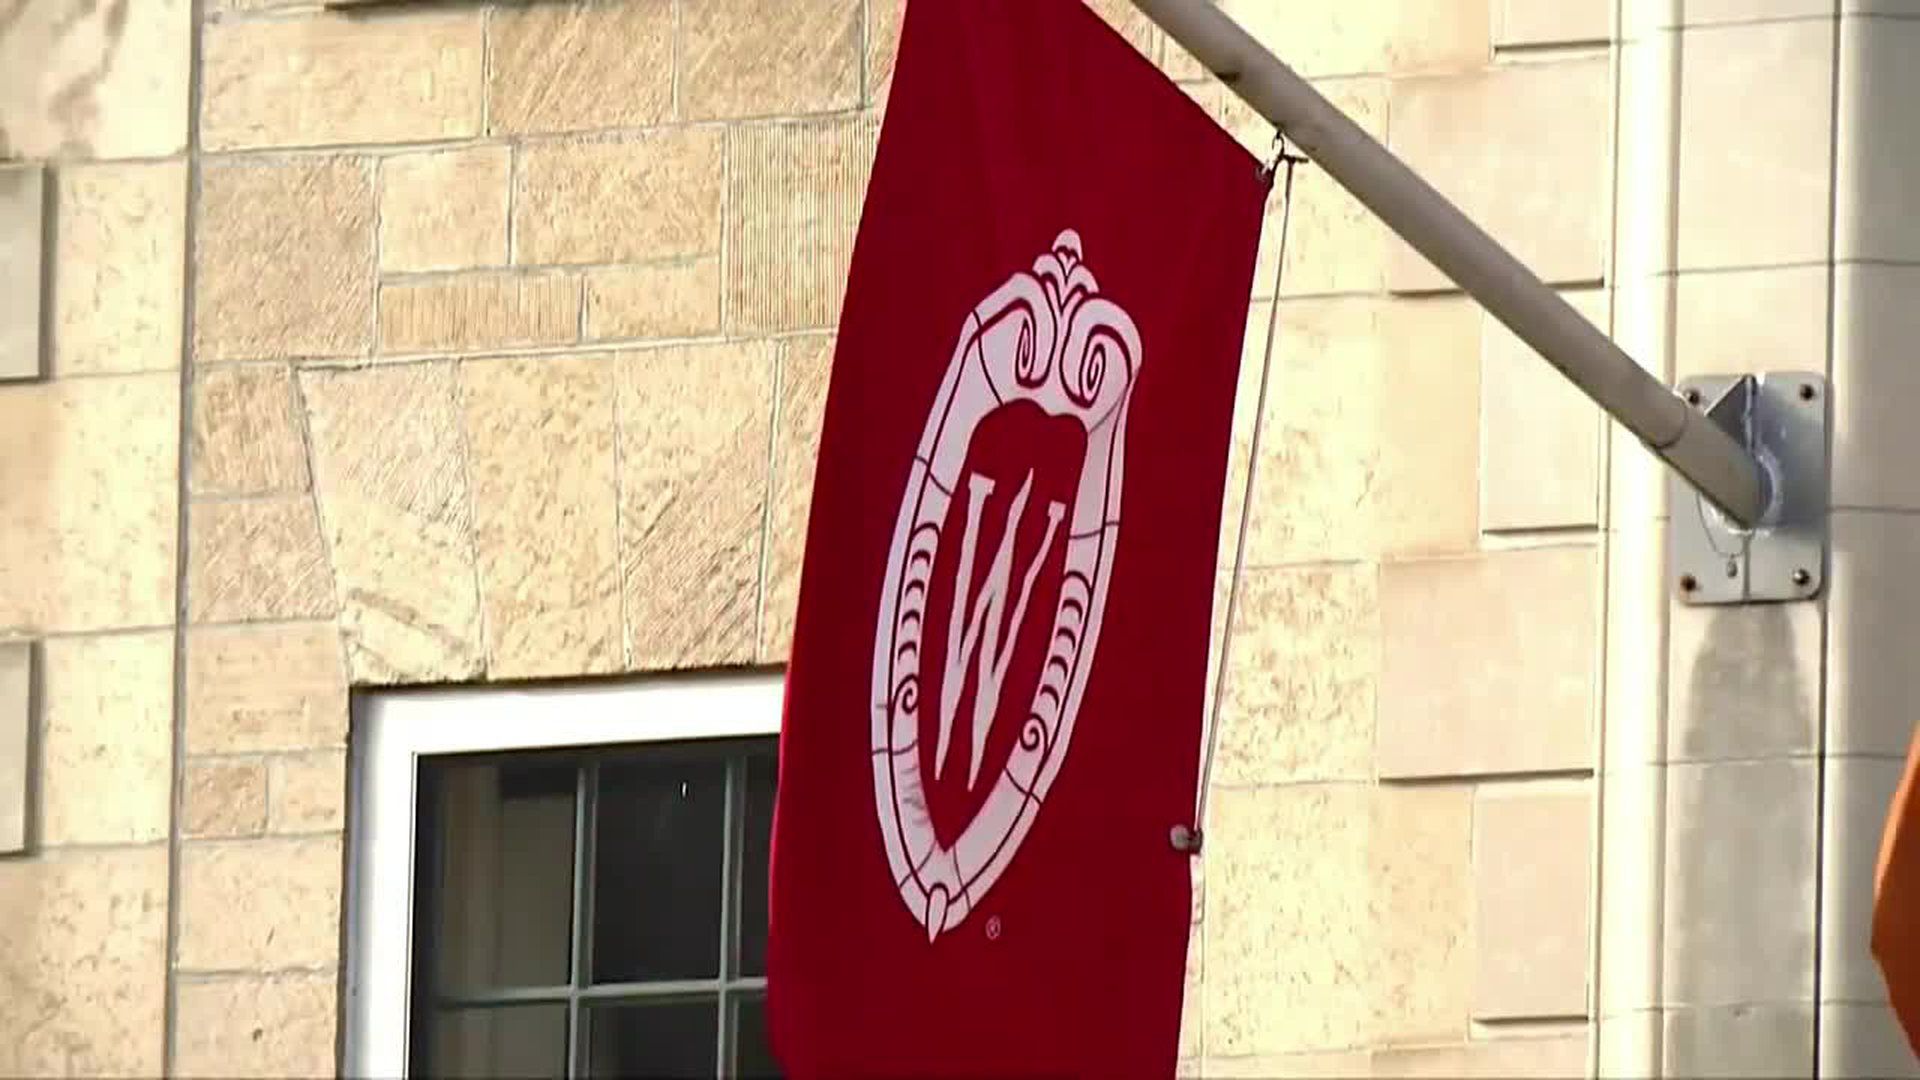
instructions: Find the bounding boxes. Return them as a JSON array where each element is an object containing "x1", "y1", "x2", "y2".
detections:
[{"x1": 346, "y1": 671, "x2": 786, "y2": 1079}]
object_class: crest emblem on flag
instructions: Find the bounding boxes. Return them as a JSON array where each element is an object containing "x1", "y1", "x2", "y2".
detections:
[{"x1": 870, "y1": 229, "x2": 1141, "y2": 942}]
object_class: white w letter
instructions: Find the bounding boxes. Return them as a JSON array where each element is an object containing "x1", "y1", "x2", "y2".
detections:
[{"x1": 935, "y1": 470, "x2": 1066, "y2": 790}]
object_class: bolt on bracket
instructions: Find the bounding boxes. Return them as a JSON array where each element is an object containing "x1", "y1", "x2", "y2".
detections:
[{"x1": 1670, "y1": 372, "x2": 1828, "y2": 605}]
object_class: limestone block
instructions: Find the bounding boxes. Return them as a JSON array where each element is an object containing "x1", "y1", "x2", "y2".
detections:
[
  {"x1": 726, "y1": 118, "x2": 876, "y2": 333},
  {"x1": 38, "y1": 633, "x2": 173, "y2": 847},
  {"x1": 0, "y1": 644, "x2": 25, "y2": 853},
  {"x1": 0, "y1": 166, "x2": 42, "y2": 382},
  {"x1": 1672, "y1": 266, "x2": 1827, "y2": 382},
  {"x1": 185, "y1": 624, "x2": 348, "y2": 754},
  {"x1": 680, "y1": 0, "x2": 859, "y2": 120},
  {"x1": 1663, "y1": 1003, "x2": 1814, "y2": 1078},
  {"x1": 52, "y1": 161, "x2": 187, "y2": 377},
  {"x1": 1820, "y1": 1003, "x2": 1920, "y2": 1079},
  {"x1": 0, "y1": 0, "x2": 188, "y2": 159},
  {"x1": 1667, "y1": 601, "x2": 1820, "y2": 762},
  {"x1": 0, "y1": 374, "x2": 179, "y2": 631},
  {"x1": 175, "y1": 972, "x2": 338, "y2": 1078},
  {"x1": 183, "y1": 758, "x2": 268, "y2": 839},
  {"x1": 201, "y1": 11, "x2": 482, "y2": 150},
  {"x1": 1829, "y1": 512, "x2": 1920, "y2": 756},
  {"x1": 191, "y1": 365, "x2": 310, "y2": 497},
  {"x1": 1479, "y1": 289, "x2": 1606, "y2": 531},
  {"x1": 1473, "y1": 782, "x2": 1593, "y2": 1019},
  {"x1": 487, "y1": 0, "x2": 672, "y2": 134},
  {"x1": 379, "y1": 271, "x2": 580, "y2": 353},
  {"x1": 1164, "y1": 0, "x2": 1489, "y2": 80},
  {"x1": 515, "y1": 131, "x2": 722, "y2": 266},
  {"x1": 196, "y1": 158, "x2": 374, "y2": 362},
  {"x1": 619, "y1": 342, "x2": 773, "y2": 669},
  {"x1": 1372, "y1": 783, "x2": 1473, "y2": 1043},
  {"x1": 269, "y1": 750, "x2": 348, "y2": 834},
  {"x1": 1204, "y1": 784, "x2": 1370, "y2": 1056},
  {"x1": 1389, "y1": 59, "x2": 1609, "y2": 292},
  {"x1": 460, "y1": 354, "x2": 621, "y2": 679},
  {"x1": 1202, "y1": 1052, "x2": 1375, "y2": 1077},
  {"x1": 1378, "y1": 295, "x2": 1481, "y2": 556},
  {"x1": 378, "y1": 146, "x2": 509, "y2": 274},
  {"x1": 1679, "y1": 0, "x2": 1831, "y2": 20},
  {"x1": 1835, "y1": 266, "x2": 1920, "y2": 511},
  {"x1": 1839, "y1": 17, "x2": 1920, "y2": 263},
  {"x1": 188, "y1": 496, "x2": 336, "y2": 624},
  {"x1": 1377, "y1": 546, "x2": 1598, "y2": 778},
  {"x1": 179, "y1": 836, "x2": 343, "y2": 970},
  {"x1": 1214, "y1": 565, "x2": 1377, "y2": 785},
  {"x1": 1677, "y1": 19, "x2": 1833, "y2": 270},
  {"x1": 759, "y1": 337, "x2": 833, "y2": 661},
  {"x1": 585, "y1": 258, "x2": 721, "y2": 342},
  {"x1": 1495, "y1": 0, "x2": 1610, "y2": 46},
  {"x1": 1372, "y1": 1033, "x2": 1588, "y2": 1077},
  {"x1": 0, "y1": 847, "x2": 168, "y2": 1077},
  {"x1": 866, "y1": 0, "x2": 904, "y2": 108},
  {"x1": 302, "y1": 363, "x2": 484, "y2": 682},
  {"x1": 1820, "y1": 757, "x2": 1905, "y2": 1003},
  {"x1": 1664, "y1": 759, "x2": 1817, "y2": 1006}
]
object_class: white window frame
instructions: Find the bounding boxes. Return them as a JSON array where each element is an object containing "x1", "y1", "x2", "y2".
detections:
[{"x1": 342, "y1": 669, "x2": 786, "y2": 1080}]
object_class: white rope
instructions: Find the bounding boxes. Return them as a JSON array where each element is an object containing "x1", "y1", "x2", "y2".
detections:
[{"x1": 1187, "y1": 145, "x2": 1302, "y2": 847}]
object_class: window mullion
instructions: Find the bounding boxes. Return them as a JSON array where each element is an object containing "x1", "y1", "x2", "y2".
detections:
[
  {"x1": 716, "y1": 756, "x2": 746, "y2": 1078},
  {"x1": 566, "y1": 763, "x2": 598, "y2": 1079}
]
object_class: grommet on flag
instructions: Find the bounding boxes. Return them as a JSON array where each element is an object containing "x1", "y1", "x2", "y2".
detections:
[{"x1": 1170, "y1": 824, "x2": 1204, "y2": 855}]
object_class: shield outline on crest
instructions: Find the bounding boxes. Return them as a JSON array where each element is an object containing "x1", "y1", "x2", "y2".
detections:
[{"x1": 870, "y1": 229, "x2": 1142, "y2": 942}]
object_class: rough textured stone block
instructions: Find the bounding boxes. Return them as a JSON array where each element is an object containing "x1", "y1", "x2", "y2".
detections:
[
  {"x1": 1839, "y1": 17, "x2": 1920, "y2": 263},
  {"x1": 191, "y1": 365, "x2": 310, "y2": 497},
  {"x1": 1835, "y1": 266, "x2": 1920, "y2": 511},
  {"x1": 515, "y1": 131, "x2": 722, "y2": 266},
  {"x1": 1205, "y1": 784, "x2": 1370, "y2": 1056},
  {"x1": 1496, "y1": 0, "x2": 1609, "y2": 46},
  {"x1": 1480, "y1": 290, "x2": 1606, "y2": 531},
  {"x1": 186, "y1": 624, "x2": 348, "y2": 754},
  {"x1": 1474, "y1": 782, "x2": 1593, "y2": 1019},
  {"x1": 180, "y1": 836, "x2": 343, "y2": 971},
  {"x1": 0, "y1": 166, "x2": 43, "y2": 382},
  {"x1": 866, "y1": 0, "x2": 905, "y2": 107},
  {"x1": 1371, "y1": 784, "x2": 1473, "y2": 1044},
  {"x1": 1377, "y1": 546, "x2": 1598, "y2": 778},
  {"x1": 0, "y1": 847, "x2": 168, "y2": 1076},
  {"x1": 378, "y1": 146, "x2": 509, "y2": 274},
  {"x1": 1379, "y1": 296, "x2": 1481, "y2": 556},
  {"x1": 1243, "y1": 298, "x2": 1381, "y2": 565},
  {"x1": 269, "y1": 750, "x2": 347, "y2": 834},
  {"x1": 1215, "y1": 566, "x2": 1377, "y2": 785},
  {"x1": 727, "y1": 118, "x2": 876, "y2": 333},
  {"x1": 619, "y1": 343, "x2": 773, "y2": 669},
  {"x1": 188, "y1": 497, "x2": 336, "y2": 624},
  {"x1": 302, "y1": 363, "x2": 484, "y2": 682},
  {"x1": 201, "y1": 11, "x2": 483, "y2": 150},
  {"x1": 488, "y1": 0, "x2": 672, "y2": 133},
  {"x1": 52, "y1": 161, "x2": 187, "y2": 377},
  {"x1": 0, "y1": 0, "x2": 188, "y2": 159},
  {"x1": 1677, "y1": 19, "x2": 1833, "y2": 270},
  {"x1": 196, "y1": 158, "x2": 373, "y2": 361},
  {"x1": 175, "y1": 973, "x2": 338, "y2": 1078},
  {"x1": 1664, "y1": 759, "x2": 1817, "y2": 1006},
  {"x1": 1667, "y1": 601, "x2": 1820, "y2": 762},
  {"x1": 585, "y1": 258, "x2": 721, "y2": 342},
  {"x1": 1829, "y1": 512, "x2": 1920, "y2": 756},
  {"x1": 760, "y1": 336, "x2": 833, "y2": 661},
  {"x1": 1373, "y1": 1033, "x2": 1588, "y2": 1077},
  {"x1": 379, "y1": 271, "x2": 580, "y2": 353},
  {"x1": 1389, "y1": 59, "x2": 1609, "y2": 292},
  {"x1": 0, "y1": 374, "x2": 179, "y2": 631},
  {"x1": 0, "y1": 643, "x2": 27, "y2": 853},
  {"x1": 681, "y1": 0, "x2": 859, "y2": 119},
  {"x1": 38, "y1": 633, "x2": 173, "y2": 847},
  {"x1": 461, "y1": 354, "x2": 621, "y2": 679},
  {"x1": 1663, "y1": 1003, "x2": 1814, "y2": 1078},
  {"x1": 1821, "y1": 757, "x2": 1905, "y2": 1003},
  {"x1": 184, "y1": 758, "x2": 268, "y2": 838}
]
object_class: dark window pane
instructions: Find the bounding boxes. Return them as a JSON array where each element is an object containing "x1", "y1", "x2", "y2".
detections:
[
  {"x1": 424, "y1": 1004, "x2": 567, "y2": 1080},
  {"x1": 428, "y1": 761, "x2": 576, "y2": 991},
  {"x1": 732, "y1": 994, "x2": 781, "y2": 1079},
  {"x1": 738, "y1": 750, "x2": 777, "y2": 977},
  {"x1": 586, "y1": 999, "x2": 718, "y2": 1080},
  {"x1": 592, "y1": 755, "x2": 727, "y2": 982}
]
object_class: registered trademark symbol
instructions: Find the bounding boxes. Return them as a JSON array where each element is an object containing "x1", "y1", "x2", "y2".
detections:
[{"x1": 985, "y1": 916, "x2": 1003, "y2": 941}]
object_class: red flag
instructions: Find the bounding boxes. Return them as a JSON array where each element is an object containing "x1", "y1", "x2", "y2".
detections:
[
  {"x1": 1874, "y1": 726, "x2": 1920, "y2": 1057},
  {"x1": 767, "y1": 2, "x2": 1267, "y2": 1075}
]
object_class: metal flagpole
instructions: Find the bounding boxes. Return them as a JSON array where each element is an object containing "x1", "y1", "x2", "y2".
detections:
[{"x1": 1130, "y1": 0, "x2": 1769, "y2": 531}]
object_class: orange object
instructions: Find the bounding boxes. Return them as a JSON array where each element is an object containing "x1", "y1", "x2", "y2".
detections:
[{"x1": 1874, "y1": 726, "x2": 1920, "y2": 1058}]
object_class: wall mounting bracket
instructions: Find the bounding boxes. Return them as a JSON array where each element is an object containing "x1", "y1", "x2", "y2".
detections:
[{"x1": 1669, "y1": 372, "x2": 1828, "y2": 605}]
